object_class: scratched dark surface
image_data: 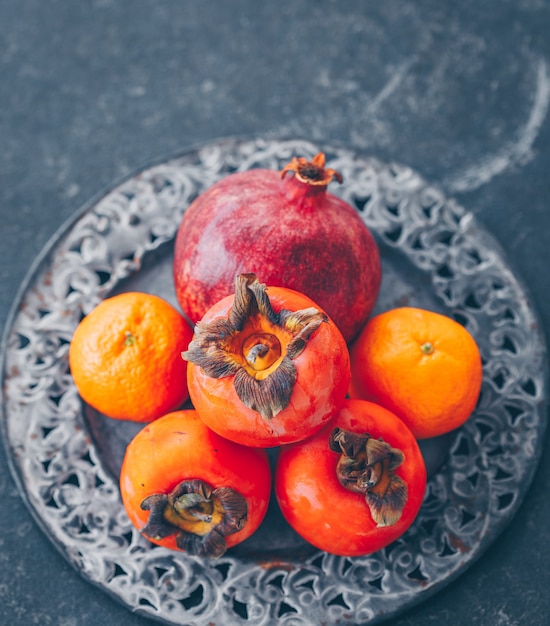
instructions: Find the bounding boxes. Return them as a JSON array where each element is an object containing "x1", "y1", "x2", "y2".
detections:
[{"x1": 1, "y1": 1, "x2": 550, "y2": 625}]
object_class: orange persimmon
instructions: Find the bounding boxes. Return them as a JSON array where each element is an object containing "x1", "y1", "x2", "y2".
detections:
[
  {"x1": 120, "y1": 410, "x2": 271, "y2": 557},
  {"x1": 183, "y1": 274, "x2": 351, "y2": 447},
  {"x1": 276, "y1": 399, "x2": 426, "y2": 557}
]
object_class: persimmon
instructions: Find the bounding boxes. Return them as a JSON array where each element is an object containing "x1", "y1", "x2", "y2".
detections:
[
  {"x1": 349, "y1": 307, "x2": 483, "y2": 439},
  {"x1": 69, "y1": 292, "x2": 193, "y2": 422},
  {"x1": 275, "y1": 399, "x2": 427, "y2": 557},
  {"x1": 119, "y1": 410, "x2": 271, "y2": 557},
  {"x1": 183, "y1": 273, "x2": 351, "y2": 448}
]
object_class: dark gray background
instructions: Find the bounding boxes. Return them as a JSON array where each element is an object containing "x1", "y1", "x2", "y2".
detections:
[{"x1": 1, "y1": 1, "x2": 549, "y2": 624}]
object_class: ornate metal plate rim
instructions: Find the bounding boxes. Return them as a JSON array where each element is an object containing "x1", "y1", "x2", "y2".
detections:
[{"x1": 1, "y1": 137, "x2": 548, "y2": 626}]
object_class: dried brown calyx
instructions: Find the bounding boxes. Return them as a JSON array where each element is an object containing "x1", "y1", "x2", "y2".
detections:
[
  {"x1": 183, "y1": 273, "x2": 327, "y2": 419},
  {"x1": 280, "y1": 152, "x2": 343, "y2": 186},
  {"x1": 140, "y1": 479, "x2": 247, "y2": 558},
  {"x1": 328, "y1": 427, "x2": 408, "y2": 527}
]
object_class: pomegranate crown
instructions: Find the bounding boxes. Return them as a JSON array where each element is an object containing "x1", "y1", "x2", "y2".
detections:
[{"x1": 280, "y1": 152, "x2": 343, "y2": 186}]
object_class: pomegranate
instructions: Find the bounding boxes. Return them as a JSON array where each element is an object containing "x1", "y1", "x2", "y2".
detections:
[{"x1": 173, "y1": 153, "x2": 381, "y2": 343}]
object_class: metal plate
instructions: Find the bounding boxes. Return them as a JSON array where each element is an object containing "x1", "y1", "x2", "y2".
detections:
[{"x1": 1, "y1": 138, "x2": 547, "y2": 625}]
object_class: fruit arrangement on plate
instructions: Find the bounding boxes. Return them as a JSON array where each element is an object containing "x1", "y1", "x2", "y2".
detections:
[{"x1": 68, "y1": 152, "x2": 483, "y2": 559}]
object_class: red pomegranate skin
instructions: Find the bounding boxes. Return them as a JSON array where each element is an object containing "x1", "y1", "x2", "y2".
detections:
[{"x1": 173, "y1": 162, "x2": 382, "y2": 343}]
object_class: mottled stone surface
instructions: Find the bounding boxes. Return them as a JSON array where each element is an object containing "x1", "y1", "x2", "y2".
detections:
[{"x1": 1, "y1": 1, "x2": 549, "y2": 625}]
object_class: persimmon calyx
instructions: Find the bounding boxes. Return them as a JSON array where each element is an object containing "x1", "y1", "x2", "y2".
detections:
[
  {"x1": 183, "y1": 273, "x2": 327, "y2": 419},
  {"x1": 280, "y1": 152, "x2": 343, "y2": 186},
  {"x1": 328, "y1": 428, "x2": 408, "y2": 527},
  {"x1": 140, "y1": 479, "x2": 247, "y2": 558}
]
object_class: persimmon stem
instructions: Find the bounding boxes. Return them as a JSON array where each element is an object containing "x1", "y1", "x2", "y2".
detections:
[
  {"x1": 140, "y1": 479, "x2": 247, "y2": 558},
  {"x1": 242, "y1": 332, "x2": 281, "y2": 371},
  {"x1": 329, "y1": 428, "x2": 408, "y2": 527},
  {"x1": 182, "y1": 274, "x2": 326, "y2": 420}
]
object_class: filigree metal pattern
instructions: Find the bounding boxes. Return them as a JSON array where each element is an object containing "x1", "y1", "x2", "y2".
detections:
[{"x1": 1, "y1": 138, "x2": 547, "y2": 625}]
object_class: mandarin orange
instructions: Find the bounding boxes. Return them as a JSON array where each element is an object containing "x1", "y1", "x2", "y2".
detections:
[
  {"x1": 69, "y1": 292, "x2": 193, "y2": 422},
  {"x1": 349, "y1": 307, "x2": 482, "y2": 439}
]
